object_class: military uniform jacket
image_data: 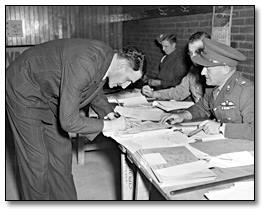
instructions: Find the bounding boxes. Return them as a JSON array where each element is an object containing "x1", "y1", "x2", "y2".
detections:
[
  {"x1": 155, "y1": 50, "x2": 188, "y2": 90},
  {"x1": 187, "y1": 71, "x2": 254, "y2": 140},
  {"x1": 6, "y1": 38, "x2": 115, "y2": 140},
  {"x1": 156, "y1": 66, "x2": 204, "y2": 102}
]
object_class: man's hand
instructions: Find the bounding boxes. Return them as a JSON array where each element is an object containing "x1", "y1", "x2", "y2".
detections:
[
  {"x1": 142, "y1": 74, "x2": 149, "y2": 83},
  {"x1": 160, "y1": 111, "x2": 192, "y2": 124},
  {"x1": 142, "y1": 85, "x2": 154, "y2": 97},
  {"x1": 161, "y1": 114, "x2": 185, "y2": 125},
  {"x1": 104, "y1": 112, "x2": 118, "y2": 120},
  {"x1": 103, "y1": 116, "x2": 132, "y2": 132},
  {"x1": 199, "y1": 120, "x2": 220, "y2": 135},
  {"x1": 148, "y1": 79, "x2": 161, "y2": 87}
]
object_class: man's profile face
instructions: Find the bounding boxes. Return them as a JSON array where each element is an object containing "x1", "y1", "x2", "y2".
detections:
[
  {"x1": 161, "y1": 40, "x2": 176, "y2": 55},
  {"x1": 108, "y1": 61, "x2": 142, "y2": 89},
  {"x1": 188, "y1": 40, "x2": 204, "y2": 66},
  {"x1": 201, "y1": 66, "x2": 227, "y2": 86}
]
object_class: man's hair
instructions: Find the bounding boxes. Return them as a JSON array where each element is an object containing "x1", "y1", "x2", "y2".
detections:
[
  {"x1": 163, "y1": 34, "x2": 177, "y2": 44},
  {"x1": 188, "y1": 31, "x2": 211, "y2": 43},
  {"x1": 117, "y1": 45, "x2": 145, "y2": 73}
]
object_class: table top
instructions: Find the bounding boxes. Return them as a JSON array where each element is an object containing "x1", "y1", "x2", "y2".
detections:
[{"x1": 126, "y1": 138, "x2": 254, "y2": 200}]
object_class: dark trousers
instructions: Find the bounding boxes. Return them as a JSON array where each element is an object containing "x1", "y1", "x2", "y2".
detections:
[{"x1": 6, "y1": 107, "x2": 77, "y2": 200}]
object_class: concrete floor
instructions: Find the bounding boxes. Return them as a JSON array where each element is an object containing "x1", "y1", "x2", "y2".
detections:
[{"x1": 6, "y1": 139, "x2": 122, "y2": 200}]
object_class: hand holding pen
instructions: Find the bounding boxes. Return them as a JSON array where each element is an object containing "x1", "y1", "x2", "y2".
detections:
[
  {"x1": 197, "y1": 120, "x2": 221, "y2": 135},
  {"x1": 141, "y1": 85, "x2": 155, "y2": 97},
  {"x1": 187, "y1": 120, "x2": 222, "y2": 137}
]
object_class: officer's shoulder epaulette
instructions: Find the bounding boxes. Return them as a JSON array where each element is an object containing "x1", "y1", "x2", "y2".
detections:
[{"x1": 235, "y1": 73, "x2": 253, "y2": 88}]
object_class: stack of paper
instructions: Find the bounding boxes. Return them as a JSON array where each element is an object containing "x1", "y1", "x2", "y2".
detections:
[
  {"x1": 152, "y1": 100, "x2": 194, "y2": 112},
  {"x1": 153, "y1": 160, "x2": 215, "y2": 185},
  {"x1": 137, "y1": 146, "x2": 216, "y2": 186}
]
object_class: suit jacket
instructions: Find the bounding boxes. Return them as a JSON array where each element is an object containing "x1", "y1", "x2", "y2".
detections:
[
  {"x1": 187, "y1": 71, "x2": 254, "y2": 140},
  {"x1": 6, "y1": 38, "x2": 115, "y2": 140},
  {"x1": 155, "y1": 50, "x2": 188, "y2": 90}
]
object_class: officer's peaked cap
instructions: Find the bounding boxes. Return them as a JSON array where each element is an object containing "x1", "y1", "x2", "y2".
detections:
[{"x1": 192, "y1": 38, "x2": 247, "y2": 67}]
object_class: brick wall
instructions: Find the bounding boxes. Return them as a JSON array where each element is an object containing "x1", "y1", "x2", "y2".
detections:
[{"x1": 123, "y1": 6, "x2": 254, "y2": 81}]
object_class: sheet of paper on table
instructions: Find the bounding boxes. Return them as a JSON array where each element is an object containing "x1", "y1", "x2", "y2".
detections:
[
  {"x1": 107, "y1": 89, "x2": 149, "y2": 107},
  {"x1": 152, "y1": 100, "x2": 194, "y2": 112},
  {"x1": 115, "y1": 121, "x2": 172, "y2": 135},
  {"x1": 153, "y1": 159, "x2": 215, "y2": 185},
  {"x1": 204, "y1": 180, "x2": 254, "y2": 200},
  {"x1": 208, "y1": 151, "x2": 254, "y2": 168},
  {"x1": 103, "y1": 121, "x2": 226, "y2": 154},
  {"x1": 114, "y1": 106, "x2": 165, "y2": 121},
  {"x1": 119, "y1": 129, "x2": 195, "y2": 153}
]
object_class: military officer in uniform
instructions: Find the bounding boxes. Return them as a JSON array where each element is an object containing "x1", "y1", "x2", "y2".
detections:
[{"x1": 161, "y1": 38, "x2": 254, "y2": 141}]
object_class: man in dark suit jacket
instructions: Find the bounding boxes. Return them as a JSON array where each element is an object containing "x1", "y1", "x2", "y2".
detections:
[
  {"x1": 161, "y1": 38, "x2": 254, "y2": 141},
  {"x1": 145, "y1": 33, "x2": 188, "y2": 90},
  {"x1": 6, "y1": 38, "x2": 145, "y2": 200}
]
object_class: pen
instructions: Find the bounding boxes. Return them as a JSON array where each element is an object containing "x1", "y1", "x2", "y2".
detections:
[
  {"x1": 116, "y1": 99, "x2": 123, "y2": 107},
  {"x1": 187, "y1": 126, "x2": 204, "y2": 137},
  {"x1": 114, "y1": 112, "x2": 121, "y2": 118}
]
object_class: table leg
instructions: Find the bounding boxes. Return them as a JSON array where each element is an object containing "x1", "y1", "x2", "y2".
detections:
[
  {"x1": 120, "y1": 153, "x2": 135, "y2": 200},
  {"x1": 77, "y1": 135, "x2": 85, "y2": 165},
  {"x1": 134, "y1": 170, "x2": 151, "y2": 200}
]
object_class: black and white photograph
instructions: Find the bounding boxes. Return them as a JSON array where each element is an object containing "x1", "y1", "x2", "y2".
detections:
[{"x1": 3, "y1": 2, "x2": 268, "y2": 215}]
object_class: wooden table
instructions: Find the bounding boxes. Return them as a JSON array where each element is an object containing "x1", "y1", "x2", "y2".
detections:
[{"x1": 119, "y1": 138, "x2": 254, "y2": 200}]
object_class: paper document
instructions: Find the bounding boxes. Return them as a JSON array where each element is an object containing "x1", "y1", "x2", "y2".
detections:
[
  {"x1": 131, "y1": 131, "x2": 192, "y2": 150},
  {"x1": 153, "y1": 100, "x2": 194, "y2": 111},
  {"x1": 115, "y1": 121, "x2": 172, "y2": 136},
  {"x1": 154, "y1": 160, "x2": 215, "y2": 183},
  {"x1": 160, "y1": 172, "x2": 216, "y2": 187},
  {"x1": 208, "y1": 151, "x2": 254, "y2": 168},
  {"x1": 143, "y1": 153, "x2": 167, "y2": 166},
  {"x1": 205, "y1": 180, "x2": 254, "y2": 200},
  {"x1": 107, "y1": 89, "x2": 149, "y2": 107},
  {"x1": 114, "y1": 106, "x2": 164, "y2": 121}
]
